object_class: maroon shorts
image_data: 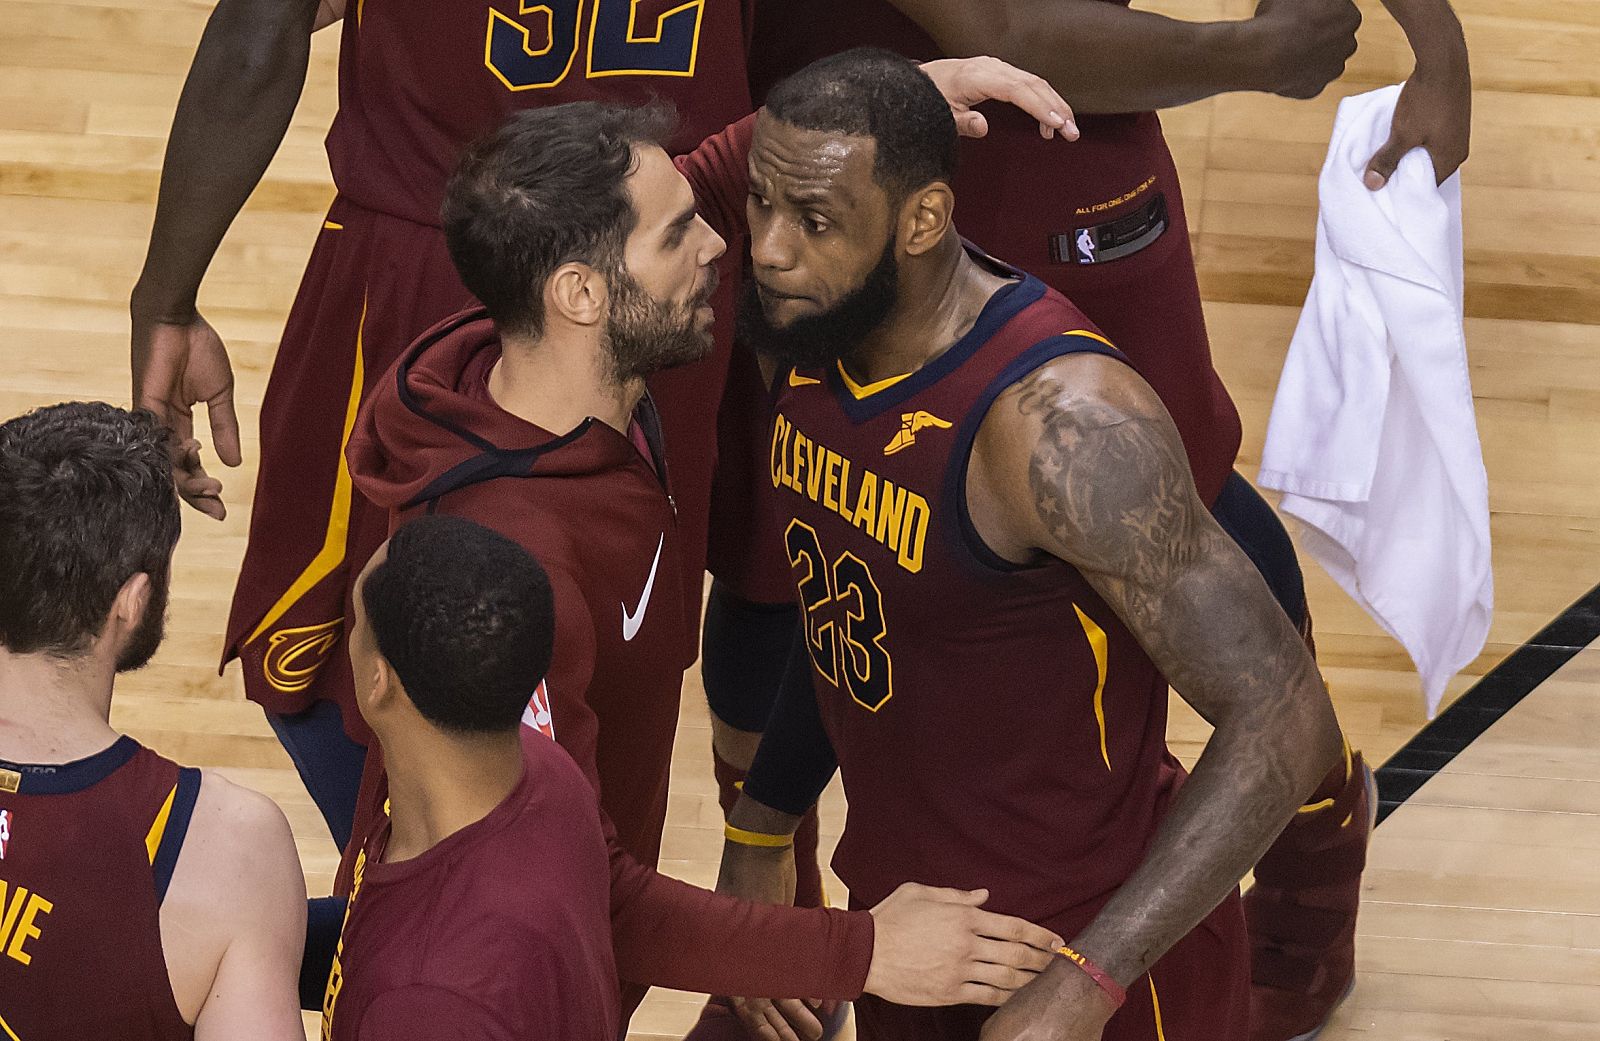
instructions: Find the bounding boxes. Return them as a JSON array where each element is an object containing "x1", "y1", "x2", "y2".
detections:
[
  {"x1": 224, "y1": 196, "x2": 738, "y2": 748},
  {"x1": 853, "y1": 891, "x2": 1250, "y2": 1041}
]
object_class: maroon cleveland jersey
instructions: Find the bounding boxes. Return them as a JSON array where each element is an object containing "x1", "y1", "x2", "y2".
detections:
[
  {"x1": 329, "y1": 0, "x2": 754, "y2": 227},
  {"x1": 321, "y1": 733, "x2": 620, "y2": 1041},
  {"x1": 0, "y1": 738, "x2": 200, "y2": 1041},
  {"x1": 750, "y1": 0, "x2": 1242, "y2": 506},
  {"x1": 768, "y1": 251, "x2": 1189, "y2": 934}
]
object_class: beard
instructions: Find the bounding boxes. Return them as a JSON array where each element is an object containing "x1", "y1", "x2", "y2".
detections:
[
  {"x1": 603, "y1": 263, "x2": 718, "y2": 383},
  {"x1": 736, "y1": 237, "x2": 899, "y2": 371},
  {"x1": 115, "y1": 573, "x2": 168, "y2": 673}
]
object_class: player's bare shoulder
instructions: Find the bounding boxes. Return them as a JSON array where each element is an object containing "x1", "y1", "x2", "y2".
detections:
[
  {"x1": 968, "y1": 350, "x2": 1201, "y2": 570},
  {"x1": 161, "y1": 771, "x2": 306, "y2": 1036}
]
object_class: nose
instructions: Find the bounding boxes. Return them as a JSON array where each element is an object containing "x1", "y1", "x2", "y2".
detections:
[
  {"x1": 749, "y1": 212, "x2": 796, "y2": 274},
  {"x1": 699, "y1": 217, "x2": 727, "y2": 265}
]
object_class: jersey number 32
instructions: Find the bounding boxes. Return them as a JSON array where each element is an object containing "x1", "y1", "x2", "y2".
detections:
[{"x1": 486, "y1": 0, "x2": 706, "y2": 91}]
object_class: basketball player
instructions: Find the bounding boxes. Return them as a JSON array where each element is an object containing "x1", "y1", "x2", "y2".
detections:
[
  {"x1": 711, "y1": 50, "x2": 1346, "y2": 1041},
  {"x1": 345, "y1": 76, "x2": 1075, "y2": 1033},
  {"x1": 0, "y1": 402, "x2": 305, "y2": 1040},
  {"x1": 129, "y1": 0, "x2": 761, "y2": 857},
  {"x1": 322, "y1": 516, "x2": 621, "y2": 1039},
  {"x1": 718, "y1": 5, "x2": 1469, "y2": 1038}
]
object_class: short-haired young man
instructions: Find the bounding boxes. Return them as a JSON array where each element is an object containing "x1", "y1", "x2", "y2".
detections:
[
  {"x1": 345, "y1": 62, "x2": 1075, "y2": 1037},
  {"x1": 321, "y1": 516, "x2": 619, "y2": 1040},
  {"x1": 0, "y1": 402, "x2": 305, "y2": 1041}
]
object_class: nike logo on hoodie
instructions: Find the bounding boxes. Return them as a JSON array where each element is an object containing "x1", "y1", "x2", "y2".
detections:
[{"x1": 622, "y1": 533, "x2": 665, "y2": 642}]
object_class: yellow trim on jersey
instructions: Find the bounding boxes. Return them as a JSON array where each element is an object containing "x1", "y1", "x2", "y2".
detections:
[
  {"x1": 0, "y1": 1009, "x2": 22, "y2": 1041},
  {"x1": 837, "y1": 361, "x2": 911, "y2": 400},
  {"x1": 724, "y1": 824, "x2": 794, "y2": 849},
  {"x1": 144, "y1": 783, "x2": 179, "y2": 865},
  {"x1": 1073, "y1": 604, "x2": 1111, "y2": 772},
  {"x1": 245, "y1": 295, "x2": 369, "y2": 646},
  {"x1": 1298, "y1": 797, "x2": 1336, "y2": 815},
  {"x1": 585, "y1": 0, "x2": 706, "y2": 79},
  {"x1": 323, "y1": 220, "x2": 344, "y2": 231},
  {"x1": 788, "y1": 369, "x2": 822, "y2": 388},
  {"x1": 1150, "y1": 976, "x2": 1167, "y2": 1041},
  {"x1": 1063, "y1": 327, "x2": 1117, "y2": 351},
  {"x1": 485, "y1": 2, "x2": 583, "y2": 93}
]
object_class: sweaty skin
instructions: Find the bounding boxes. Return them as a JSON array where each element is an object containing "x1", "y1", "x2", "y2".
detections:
[
  {"x1": 722, "y1": 112, "x2": 1343, "y2": 1041},
  {"x1": 884, "y1": 0, "x2": 1469, "y2": 184}
]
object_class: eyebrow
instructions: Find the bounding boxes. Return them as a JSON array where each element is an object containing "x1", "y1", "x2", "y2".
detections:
[{"x1": 666, "y1": 204, "x2": 697, "y2": 232}]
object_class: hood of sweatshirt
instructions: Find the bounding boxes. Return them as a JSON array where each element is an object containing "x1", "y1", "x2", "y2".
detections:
[{"x1": 348, "y1": 307, "x2": 668, "y2": 512}]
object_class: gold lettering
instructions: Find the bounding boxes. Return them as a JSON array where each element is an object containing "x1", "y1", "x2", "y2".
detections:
[
  {"x1": 771, "y1": 415, "x2": 790, "y2": 490},
  {"x1": 851, "y1": 471, "x2": 879, "y2": 534},
  {"x1": 822, "y1": 452, "x2": 843, "y2": 512},
  {"x1": 834, "y1": 457, "x2": 854, "y2": 521},
  {"x1": 790, "y1": 431, "x2": 808, "y2": 493},
  {"x1": 805, "y1": 440, "x2": 825, "y2": 502},
  {"x1": 898, "y1": 493, "x2": 932, "y2": 574},
  {"x1": 0, "y1": 882, "x2": 25, "y2": 952},
  {"x1": 875, "y1": 482, "x2": 906, "y2": 552},
  {"x1": 5, "y1": 893, "x2": 51, "y2": 966}
]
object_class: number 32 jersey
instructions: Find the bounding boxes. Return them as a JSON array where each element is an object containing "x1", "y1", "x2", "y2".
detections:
[
  {"x1": 769, "y1": 251, "x2": 1190, "y2": 933},
  {"x1": 327, "y1": 0, "x2": 752, "y2": 228}
]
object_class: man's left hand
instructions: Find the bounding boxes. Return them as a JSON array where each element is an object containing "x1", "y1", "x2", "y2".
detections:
[
  {"x1": 1363, "y1": 63, "x2": 1471, "y2": 188},
  {"x1": 920, "y1": 57, "x2": 1080, "y2": 142},
  {"x1": 977, "y1": 959, "x2": 1119, "y2": 1041}
]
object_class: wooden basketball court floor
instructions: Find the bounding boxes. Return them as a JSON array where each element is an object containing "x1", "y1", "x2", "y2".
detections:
[{"x1": 1, "y1": 0, "x2": 1597, "y2": 1037}]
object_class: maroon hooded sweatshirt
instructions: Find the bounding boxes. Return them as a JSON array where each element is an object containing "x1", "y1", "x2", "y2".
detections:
[{"x1": 342, "y1": 110, "x2": 872, "y2": 1018}]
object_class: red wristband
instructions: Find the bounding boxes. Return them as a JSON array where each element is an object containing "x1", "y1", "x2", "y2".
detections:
[{"x1": 1056, "y1": 945, "x2": 1127, "y2": 1009}]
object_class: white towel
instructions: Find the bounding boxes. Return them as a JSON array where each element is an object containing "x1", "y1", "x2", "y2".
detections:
[{"x1": 1258, "y1": 84, "x2": 1492, "y2": 717}]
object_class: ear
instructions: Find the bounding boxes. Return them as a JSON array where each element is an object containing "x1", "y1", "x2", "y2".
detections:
[
  {"x1": 544, "y1": 262, "x2": 607, "y2": 329},
  {"x1": 899, "y1": 181, "x2": 955, "y2": 258},
  {"x1": 110, "y1": 573, "x2": 152, "y2": 638},
  {"x1": 364, "y1": 655, "x2": 401, "y2": 718}
]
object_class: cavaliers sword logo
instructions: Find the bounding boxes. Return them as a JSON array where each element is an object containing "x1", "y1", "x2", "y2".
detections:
[
  {"x1": 884, "y1": 410, "x2": 953, "y2": 456},
  {"x1": 263, "y1": 619, "x2": 344, "y2": 695}
]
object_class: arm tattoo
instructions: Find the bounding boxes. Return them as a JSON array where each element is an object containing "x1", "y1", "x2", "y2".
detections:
[{"x1": 1010, "y1": 365, "x2": 1339, "y2": 984}]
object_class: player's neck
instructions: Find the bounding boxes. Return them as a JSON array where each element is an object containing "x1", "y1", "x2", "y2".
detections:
[
  {"x1": 846, "y1": 233, "x2": 1006, "y2": 385},
  {"x1": 492, "y1": 330, "x2": 640, "y2": 436},
  {"x1": 0, "y1": 648, "x2": 119, "y2": 764},
  {"x1": 380, "y1": 728, "x2": 525, "y2": 863}
]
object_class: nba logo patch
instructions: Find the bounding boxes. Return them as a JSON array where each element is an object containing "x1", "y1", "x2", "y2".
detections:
[
  {"x1": 522, "y1": 680, "x2": 556, "y2": 741},
  {"x1": 0, "y1": 808, "x2": 11, "y2": 860},
  {"x1": 1076, "y1": 227, "x2": 1098, "y2": 263}
]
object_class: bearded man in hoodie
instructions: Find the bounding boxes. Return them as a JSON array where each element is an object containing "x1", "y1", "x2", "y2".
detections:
[{"x1": 343, "y1": 62, "x2": 1077, "y2": 1038}]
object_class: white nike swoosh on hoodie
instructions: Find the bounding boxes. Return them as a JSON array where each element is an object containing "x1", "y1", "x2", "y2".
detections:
[{"x1": 622, "y1": 533, "x2": 665, "y2": 642}]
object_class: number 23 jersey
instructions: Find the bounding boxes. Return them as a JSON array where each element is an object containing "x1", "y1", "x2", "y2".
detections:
[
  {"x1": 769, "y1": 251, "x2": 1189, "y2": 931},
  {"x1": 327, "y1": 0, "x2": 752, "y2": 227}
]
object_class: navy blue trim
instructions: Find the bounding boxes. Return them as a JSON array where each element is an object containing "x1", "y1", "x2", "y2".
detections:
[
  {"x1": 152, "y1": 767, "x2": 202, "y2": 906},
  {"x1": 830, "y1": 266, "x2": 1046, "y2": 424},
  {"x1": 401, "y1": 420, "x2": 594, "y2": 510},
  {"x1": 943, "y1": 334, "x2": 1127, "y2": 574},
  {"x1": 0, "y1": 736, "x2": 139, "y2": 795},
  {"x1": 1374, "y1": 581, "x2": 1600, "y2": 826},
  {"x1": 393, "y1": 309, "x2": 499, "y2": 455}
]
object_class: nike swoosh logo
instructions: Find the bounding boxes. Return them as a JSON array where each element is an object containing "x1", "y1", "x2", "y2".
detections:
[
  {"x1": 788, "y1": 370, "x2": 822, "y2": 388},
  {"x1": 622, "y1": 533, "x2": 665, "y2": 642}
]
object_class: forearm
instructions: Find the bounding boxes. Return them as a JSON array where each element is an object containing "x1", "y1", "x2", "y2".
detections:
[
  {"x1": 607, "y1": 824, "x2": 872, "y2": 998},
  {"x1": 133, "y1": 0, "x2": 318, "y2": 319},
  {"x1": 1381, "y1": 0, "x2": 1467, "y2": 69},
  {"x1": 1072, "y1": 658, "x2": 1341, "y2": 984},
  {"x1": 890, "y1": 0, "x2": 1268, "y2": 112},
  {"x1": 739, "y1": 642, "x2": 839, "y2": 818}
]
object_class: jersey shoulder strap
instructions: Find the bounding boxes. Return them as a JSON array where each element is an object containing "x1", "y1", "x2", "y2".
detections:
[{"x1": 146, "y1": 766, "x2": 202, "y2": 906}]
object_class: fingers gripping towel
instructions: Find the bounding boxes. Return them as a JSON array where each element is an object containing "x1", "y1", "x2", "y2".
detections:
[{"x1": 1258, "y1": 84, "x2": 1492, "y2": 717}]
